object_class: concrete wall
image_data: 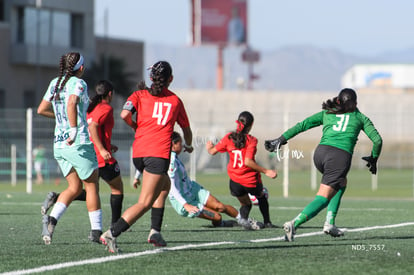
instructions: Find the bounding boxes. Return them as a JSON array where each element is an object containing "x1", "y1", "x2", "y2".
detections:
[{"x1": 176, "y1": 89, "x2": 414, "y2": 170}]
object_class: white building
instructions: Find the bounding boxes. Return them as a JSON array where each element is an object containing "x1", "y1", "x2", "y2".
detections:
[{"x1": 341, "y1": 64, "x2": 414, "y2": 90}]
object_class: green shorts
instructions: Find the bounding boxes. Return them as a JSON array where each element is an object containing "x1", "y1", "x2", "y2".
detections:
[
  {"x1": 54, "y1": 144, "x2": 98, "y2": 180},
  {"x1": 169, "y1": 181, "x2": 210, "y2": 218}
]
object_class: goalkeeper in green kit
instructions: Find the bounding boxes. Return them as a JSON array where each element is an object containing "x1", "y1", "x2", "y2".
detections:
[{"x1": 264, "y1": 88, "x2": 382, "y2": 241}]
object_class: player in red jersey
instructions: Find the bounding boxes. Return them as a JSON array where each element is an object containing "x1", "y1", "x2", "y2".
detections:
[
  {"x1": 86, "y1": 80, "x2": 124, "y2": 240},
  {"x1": 100, "y1": 61, "x2": 193, "y2": 253},
  {"x1": 206, "y1": 111, "x2": 278, "y2": 230}
]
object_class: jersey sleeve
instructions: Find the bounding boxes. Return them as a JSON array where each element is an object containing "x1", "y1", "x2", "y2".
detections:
[
  {"x1": 72, "y1": 79, "x2": 87, "y2": 97},
  {"x1": 360, "y1": 113, "x2": 383, "y2": 158},
  {"x1": 214, "y1": 135, "x2": 229, "y2": 153},
  {"x1": 42, "y1": 80, "x2": 55, "y2": 102},
  {"x1": 245, "y1": 136, "x2": 257, "y2": 159},
  {"x1": 123, "y1": 92, "x2": 138, "y2": 114},
  {"x1": 167, "y1": 153, "x2": 188, "y2": 206},
  {"x1": 176, "y1": 98, "x2": 190, "y2": 129},
  {"x1": 283, "y1": 111, "x2": 324, "y2": 140}
]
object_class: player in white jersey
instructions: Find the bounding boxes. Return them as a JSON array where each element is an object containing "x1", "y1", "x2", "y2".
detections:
[
  {"x1": 168, "y1": 132, "x2": 240, "y2": 226},
  {"x1": 37, "y1": 52, "x2": 102, "y2": 245}
]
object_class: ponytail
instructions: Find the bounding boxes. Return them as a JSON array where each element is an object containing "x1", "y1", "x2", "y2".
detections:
[
  {"x1": 322, "y1": 88, "x2": 357, "y2": 114},
  {"x1": 229, "y1": 111, "x2": 254, "y2": 149},
  {"x1": 50, "y1": 52, "x2": 82, "y2": 101},
  {"x1": 148, "y1": 61, "x2": 172, "y2": 96},
  {"x1": 87, "y1": 80, "x2": 114, "y2": 113}
]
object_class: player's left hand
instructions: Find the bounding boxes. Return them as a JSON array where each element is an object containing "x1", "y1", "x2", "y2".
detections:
[
  {"x1": 66, "y1": 127, "x2": 78, "y2": 146},
  {"x1": 362, "y1": 155, "x2": 378, "y2": 175}
]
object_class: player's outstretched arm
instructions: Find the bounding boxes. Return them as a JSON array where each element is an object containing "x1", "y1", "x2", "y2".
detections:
[
  {"x1": 245, "y1": 158, "x2": 277, "y2": 179},
  {"x1": 206, "y1": 141, "x2": 218, "y2": 155}
]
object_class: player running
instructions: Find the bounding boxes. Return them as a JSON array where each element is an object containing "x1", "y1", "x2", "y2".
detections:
[
  {"x1": 86, "y1": 80, "x2": 125, "y2": 240},
  {"x1": 40, "y1": 80, "x2": 125, "y2": 243},
  {"x1": 100, "y1": 61, "x2": 193, "y2": 253},
  {"x1": 37, "y1": 52, "x2": 102, "y2": 245},
  {"x1": 168, "y1": 131, "x2": 241, "y2": 226},
  {"x1": 206, "y1": 111, "x2": 278, "y2": 230},
  {"x1": 265, "y1": 88, "x2": 382, "y2": 241}
]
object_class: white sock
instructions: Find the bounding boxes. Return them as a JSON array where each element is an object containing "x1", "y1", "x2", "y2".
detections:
[
  {"x1": 88, "y1": 209, "x2": 102, "y2": 231},
  {"x1": 236, "y1": 213, "x2": 241, "y2": 221},
  {"x1": 50, "y1": 202, "x2": 67, "y2": 221}
]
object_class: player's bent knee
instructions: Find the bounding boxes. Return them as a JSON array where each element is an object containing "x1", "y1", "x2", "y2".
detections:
[{"x1": 216, "y1": 203, "x2": 226, "y2": 213}]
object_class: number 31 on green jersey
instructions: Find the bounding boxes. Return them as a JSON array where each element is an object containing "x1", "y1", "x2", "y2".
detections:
[{"x1": 333, "y1": 114, "x2": 350, "y2": 132}]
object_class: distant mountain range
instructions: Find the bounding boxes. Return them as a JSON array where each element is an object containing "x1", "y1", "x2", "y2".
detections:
[{"x1": 145, "y1": 43, "x2": 414, "y2": 91}]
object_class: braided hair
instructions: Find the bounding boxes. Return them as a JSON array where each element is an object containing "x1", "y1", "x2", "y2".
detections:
[
  {"x1": 137, "y1": 61, "x2": 173, "y2": 96},
  {"x1": 229, "y1": 111, "x2": 254, "y2": 149},
  {"x1": 87, "y1": 80, "x2": 114, "y2": 113},
  {"x1": 50, "y1": 52, "x2": 82, "y2": 101},
  {"x1": 322, "y1": 88, "x2": 357, "y2": 114}
]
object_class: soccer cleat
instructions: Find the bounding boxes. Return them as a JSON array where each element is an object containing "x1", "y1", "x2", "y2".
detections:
[
  {"x1": 249, "y1": 218, "x2": 264, "y2": 230},
  {"x1": 100, "y1": 230, "x2": 119, "y2": 253},
  {"x1": 283, "y1": 220, "x2": 295, "y2": 242},
  {"x1": 42, "y1": 215, "x2": 55, "y2": 245},
  {"x1": 323, "y1": 222, "x2": 344, "y2": 237},
  {"x1": 148, "y1": 229, "x2": 167, "y2": 247},
  {"x1": 41, "y1": 192, "x2": 57, "y2": 215},
  {"x1": 264, "y1": 222, "x2": 278, "y2": 228},
  {"x1": 238, "y1": 218, "x2": 263, "y2": 230},
  {"x1": 88, "y1": 230, "x2": 103, "y2": 243},
  {"x1": 238, "y1": 218, "x2": 252, "y2": 230}
]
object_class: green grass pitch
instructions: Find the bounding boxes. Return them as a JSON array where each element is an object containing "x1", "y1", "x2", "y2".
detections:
[{"x1": 0, "y1": 168, "x2": 413, "y2": 274}]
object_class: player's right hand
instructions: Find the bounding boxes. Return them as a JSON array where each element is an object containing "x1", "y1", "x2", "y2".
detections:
[
  {"x1": 184, "y1": 203, "x2": 199, "y2": 214},
  {"x1": 265, "y1": 169, "x2": 277, "y2": 179},
  {"x1": 133, "y1": 178, "x2": 141, "y2": 189},
  {"x1": 264, "y1": 136, "x2": 287, "y2": 152},
  {"x1": 362, "y1": 155, "x2": 378, "y2": 175}
]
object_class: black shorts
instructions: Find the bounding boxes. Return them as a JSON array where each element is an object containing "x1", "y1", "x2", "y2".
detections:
[
  {"x1": 313, "y1": 144, "x2": 352, "y2": 191},
  {"x1": 99, "y1": 162, "x2": 121, "y2": 182},
  {"x1": 229, "y1": 179, "x2": 264, "y2": 197},
  {"x1": 133, "y1": 157, "x2": 169, "y2": 175}
]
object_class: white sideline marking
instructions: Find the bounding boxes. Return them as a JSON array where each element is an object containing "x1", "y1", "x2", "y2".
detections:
[{"x1": 2, "y1": 222, "x2": 414, "y2": 275}]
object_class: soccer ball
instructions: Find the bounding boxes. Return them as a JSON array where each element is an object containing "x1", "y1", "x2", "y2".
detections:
[{"x1": 248, "y1": 187, "x2": 269, "y2": 205}]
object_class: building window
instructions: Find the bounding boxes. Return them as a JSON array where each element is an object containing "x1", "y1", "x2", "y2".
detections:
[
  {"x1": 0, "y1": 0, "x2": 4, "y2": 22},
  {"x1": 52, "y1": 11, "x2": 70, "y2": 47},
  {"x1": 16, "y1": 6, "x2": 24, "y2": 43},
  {"x1": 15, "y1": 6, "x2": 70, "y2": 47},
  {"x1": 23, "y1": 90, "x2": 36, "y2": 108},
  {"x1": 0, "y1": 90, "x2": 5, "y2": 109},
  {"x1": 71, "y1": 13, "x2": 84, "y2": 48}
]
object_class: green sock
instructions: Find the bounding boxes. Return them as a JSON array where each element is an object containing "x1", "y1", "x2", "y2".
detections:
[
  {"x1": 294, "y1": 195, "x2": 329, "y2": 228},
  {"x1": 326, "y1": 186, "x2": 346, "y2": 225}
]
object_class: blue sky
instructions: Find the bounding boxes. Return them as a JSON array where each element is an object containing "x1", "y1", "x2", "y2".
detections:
[{"x1": 95, "y1": 0, "x2": 414, "y2": 56}]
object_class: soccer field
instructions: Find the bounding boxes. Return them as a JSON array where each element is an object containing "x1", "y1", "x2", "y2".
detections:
[{"x1": 0, "y1": 169, "x2": 413, "y2": 274}]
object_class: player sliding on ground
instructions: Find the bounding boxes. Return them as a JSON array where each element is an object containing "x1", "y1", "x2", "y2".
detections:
[
  {"x1": 168, "y1": 131, "x2": 241, "y2": 226},
  {"x1": 265, "y1": 88, "x2": 382, "y2": 241}
]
